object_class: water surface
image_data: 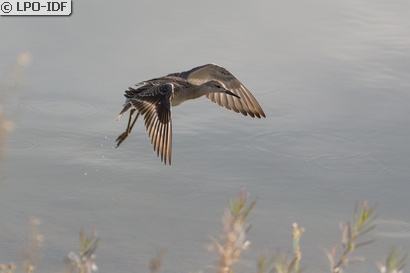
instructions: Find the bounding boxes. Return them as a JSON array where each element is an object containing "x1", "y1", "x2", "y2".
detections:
[{"x1": 1, "y1": 1, "x2": 410, "y2": 272}]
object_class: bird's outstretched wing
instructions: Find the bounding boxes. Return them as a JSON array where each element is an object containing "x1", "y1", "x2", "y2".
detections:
[
  {"x1": 130, "y1": 83, "x2": 173, "y2": 165},
  {"x1": 169, "y1": 64, "x2": 266, "y2": 118}
]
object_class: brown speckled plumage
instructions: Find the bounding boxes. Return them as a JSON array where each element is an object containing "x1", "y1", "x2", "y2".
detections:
[{"x1": 116, "y1": 64, "x2": 266, "y2": 165}]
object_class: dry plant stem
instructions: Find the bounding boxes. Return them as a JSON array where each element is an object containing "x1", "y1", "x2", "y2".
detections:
[
  {"x1": 0, "y1": 263, "x2": 16, "y2": 273},
  {"x1": 0, "y1": 52, "x2": 31, "y2": 166},
  {"x1": 23, "y1": 217, "x2": 43, "y2": 273},
  {"x1": 149, "y1": 249, "x2": 165, "y2": 273},
  {"x1": 215, "y1": 190, "x2": 254, "y2": 273},
  {"x1": 256, "y1": 222, "x2": 304, "y2": 273},
  {"x1": 292, "y1": 223, "x2": 304, "y2": 273}
]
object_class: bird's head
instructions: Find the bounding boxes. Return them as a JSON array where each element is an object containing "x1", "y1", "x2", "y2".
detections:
[{"x1": 203, "y1": 80, "x2": 240, "y2": 99}]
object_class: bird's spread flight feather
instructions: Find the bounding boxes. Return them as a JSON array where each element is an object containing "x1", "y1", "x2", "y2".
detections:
[{"x1": 116, "y1": 64, "x2": 265, "y2": 165}]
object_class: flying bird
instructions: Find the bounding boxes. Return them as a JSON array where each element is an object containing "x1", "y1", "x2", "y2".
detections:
[{"x1": 115, "y1": 63, "x2": 266, "y2": 165}]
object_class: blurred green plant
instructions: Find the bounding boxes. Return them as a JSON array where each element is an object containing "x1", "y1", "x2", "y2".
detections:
[
  {"x1": 64, "y1": 229, "x2": 99, "y2": 273},
  {"x1": 376, "y1": 247, "x2": 408, "y2": 273},
  {"x1": 324, "y1": 200, "x2": 377, "y2": 272},
  {"x1": 0, "y1": 190, "x2": 407, "y2": 273},
  {"x1": 256, "y1": 223, "x2": 304, "y2": 273}
]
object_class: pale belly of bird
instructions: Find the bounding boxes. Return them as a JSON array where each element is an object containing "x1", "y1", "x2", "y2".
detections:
[{"x1": 170, "y1": 84, "x2": 204, "y2": 107}]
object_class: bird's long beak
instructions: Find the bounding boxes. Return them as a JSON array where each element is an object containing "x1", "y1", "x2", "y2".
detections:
[{"x1": 225, "y1": 90, "x2": 241, "y2": 99}]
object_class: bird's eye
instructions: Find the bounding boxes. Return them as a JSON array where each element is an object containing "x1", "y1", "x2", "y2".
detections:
[{"x1": 215, "y1": 84, "x2": 221, "y2": 88}]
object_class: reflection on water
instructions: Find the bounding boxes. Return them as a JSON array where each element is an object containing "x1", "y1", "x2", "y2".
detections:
[{"x1": 1, "y1": 0, "x2": 410, "y2": 272}]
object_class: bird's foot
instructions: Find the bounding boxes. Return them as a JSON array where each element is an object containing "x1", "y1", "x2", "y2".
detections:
[{"x1": 115, "y1": 131, "x2": 130, "y2": 148}]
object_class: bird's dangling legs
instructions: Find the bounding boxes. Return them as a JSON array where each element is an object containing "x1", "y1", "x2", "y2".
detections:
[{"x1": 115, "y1": 109, "x2": 140, "y2": 148}]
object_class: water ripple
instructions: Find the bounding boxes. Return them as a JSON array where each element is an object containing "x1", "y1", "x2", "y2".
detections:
[
  {"x1": 375, "y1": 219, "x2": 410, "y2": 238},
  {"x1": 301, "y1": 152, "x2": 389, "y2": 174},
  {"x1": 236, "y1": 130, "x2": 391, "y2": 174},
  {"x1": 92, "y1": 164, "x2": 237, "y2": 200},
  {"x1": 2, "y1": 138, "x2": 42, "y2": 151},
  {"x1": 25, "y1": 98, "x2": 106, "y2": 117}
]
